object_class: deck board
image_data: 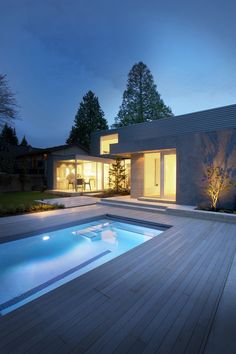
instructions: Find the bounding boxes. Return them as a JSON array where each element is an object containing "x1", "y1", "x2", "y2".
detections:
[{"x1": 0, "y1": 205, "x2": 236, "y2": 353}]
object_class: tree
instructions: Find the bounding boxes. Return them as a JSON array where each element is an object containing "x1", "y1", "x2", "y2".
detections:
[
  {"x1": 0, "y1": 124, "x2": 18, "y2": 173},
  {"x1": 114, "y1": 62, "x2": 173, "y2": 127},
  {"x1": 0, "y1": 74, "x2": 18, "y2": 125},
  {"x1": 203, "y1": 165, "x2": 234, "y2": 210},
  {"x1": 108, "y1": 158, "x2": 127, "y2": 193},
  {"x1": 67, "y1": 91, "x2": 108, "y2": 150},
  {"x1": 20, "y1": 135, "x2": 29, "y2": 147},
  {"x1": 201, "y1": 132, "x2": 236, "y2": 210},
  {"x1": 0, "y1": 123, "x2": 18, "y2": 146}
]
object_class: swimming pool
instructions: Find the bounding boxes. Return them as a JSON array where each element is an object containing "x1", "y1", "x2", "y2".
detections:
[{"x1": 0, "y1": 216, "x2": 165, "y2": 315}]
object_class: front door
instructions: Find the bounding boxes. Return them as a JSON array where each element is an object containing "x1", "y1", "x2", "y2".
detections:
[{"x1": 144, "y1": 150, "x2": 176, "y2": 200}]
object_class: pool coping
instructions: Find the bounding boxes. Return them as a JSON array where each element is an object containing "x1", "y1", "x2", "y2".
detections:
[{"x1": 0, "y1": 213, "x2": 171, "y2": 244}]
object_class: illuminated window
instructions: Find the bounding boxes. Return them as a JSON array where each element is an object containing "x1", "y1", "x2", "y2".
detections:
[{"x1": 100, "y1": 134, "x2": 118, "y2": 155}]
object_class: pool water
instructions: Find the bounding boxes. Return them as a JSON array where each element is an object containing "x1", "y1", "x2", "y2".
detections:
[{"x1": 0, "y1": 217, "x2": 164, "y2": 315}]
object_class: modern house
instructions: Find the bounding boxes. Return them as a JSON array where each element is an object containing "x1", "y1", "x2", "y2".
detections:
[
  {"x1": 17, "y1": 104, "x2": 236, "y2": 207},
  {"x1": 90, "y1": 104, "x2": 236, "y2": 207}
]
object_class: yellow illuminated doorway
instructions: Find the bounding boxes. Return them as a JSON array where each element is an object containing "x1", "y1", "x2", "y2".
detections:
[
  {"x1": 144, "y1": 150, "x2": 176, "y2": 200},
  {"x1": 163, "y1": 153, "x2": 176, "y2": 199}
]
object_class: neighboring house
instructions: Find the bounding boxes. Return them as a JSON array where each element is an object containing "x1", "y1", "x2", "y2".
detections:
[
  {"x1": 0, "y1": 145, "x2": 46, "y2": 192},
  {"x1": 90, "y1": 104, "x2": 236, "y2": 208},
  {"x1": 0, "y1": 145, "x2": 39, "y2": 174}
]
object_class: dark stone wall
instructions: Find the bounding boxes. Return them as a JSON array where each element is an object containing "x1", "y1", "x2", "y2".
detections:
[{"x1": 176, "y1": 129, "x2": 236, "y2": 208}]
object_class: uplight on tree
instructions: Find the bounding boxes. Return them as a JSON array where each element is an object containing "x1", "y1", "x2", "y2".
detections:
[{"x1": 203, "y1": 165, "x2": 233, "y2": 210}]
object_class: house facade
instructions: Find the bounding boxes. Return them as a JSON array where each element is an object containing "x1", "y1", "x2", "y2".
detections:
[
  {"x1": 25, "y1": 104, "x2": 236, "y2": 207},
  {"x1": 90, "y1": 104, "x2": 236, "y2": 207}
]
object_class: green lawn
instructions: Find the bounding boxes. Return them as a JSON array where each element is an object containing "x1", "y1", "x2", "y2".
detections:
[
  {"x1": 0, "y1": 191, "x2": 64, "y2": 216},
  {"x1": 0, "y1": 191, "x2": 62, "y2": 208}
]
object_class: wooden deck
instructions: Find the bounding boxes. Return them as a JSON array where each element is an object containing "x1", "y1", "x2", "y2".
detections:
[{"x1": 0, "y1": 205, "x2": 236, "y2": 353}]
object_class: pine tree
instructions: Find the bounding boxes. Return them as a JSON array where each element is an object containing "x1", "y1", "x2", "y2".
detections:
[
  {"x1": 0, "y1": 123, "x2": 18, "y2": 146},
  {"x1": 67, "y1": 91, "x2": 108, "y2": 150},
  {"x1": 20, "y1": 135, "x2": 29, "y2": 147},
  {"x1": 108, "y1": 158, "x2": 127, "y2": 193},
  {"x1": 114, "y1": 62, "x2": 173, "y2": 127}
]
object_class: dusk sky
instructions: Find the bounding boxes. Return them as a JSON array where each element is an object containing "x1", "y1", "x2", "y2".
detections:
[{"x1": 1, "y1": 0, "x2": 235, "y2": 147}]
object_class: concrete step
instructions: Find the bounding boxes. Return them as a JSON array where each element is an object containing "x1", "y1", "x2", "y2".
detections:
[
  {"x1": 98, "y1": 200, "x2": 167, "y2": 214},
  {"x1": 100, "y1": 198, "x2": 167, "y2": 210},
  {"x1": 138, "y1": 197, "x2": 176, "y2": 204}
]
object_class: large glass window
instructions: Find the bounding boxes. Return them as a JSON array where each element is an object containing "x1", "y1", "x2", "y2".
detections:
[
  {"x1": 103, "y1": 163, "x2": 110, "y2": 190},
  {"x1": 124, "y1": 159, "x2": 131, "y2": 189},
  {"x1": 100, "y1": 134, "x2": 118, "y2": 155},
  {"x1": 56, "y1": 162, "x2": 75, "y2": 190},
  {"x1": 56, "y1": 160, "x2": 111, "y2": 192}
]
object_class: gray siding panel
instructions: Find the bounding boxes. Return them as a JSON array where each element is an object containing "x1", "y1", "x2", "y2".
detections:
[{"x1": 90, "y1": 104, "x2": 236, "y2": 156}]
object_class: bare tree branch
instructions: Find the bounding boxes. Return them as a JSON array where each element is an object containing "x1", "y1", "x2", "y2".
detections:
[{"x1": 0, "y1": 74, "x2": 18, "y2": 126}]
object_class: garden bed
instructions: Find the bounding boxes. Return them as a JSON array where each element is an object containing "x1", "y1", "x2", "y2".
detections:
[
  {"x1": 91, "y1": 190, "x2": 130, "y2": 199},
  {"x1": 0, "y1": 191, "x2": 64, "y2": 216}
]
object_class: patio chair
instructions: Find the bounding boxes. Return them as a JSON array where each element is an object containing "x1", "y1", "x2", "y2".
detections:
[
  {"x1": 84, "y1": 179, "x2": 91, "y2": 191},
  {"x1": 67, "y1": 173, "x2": 75, "y2": 190},
  {"x1": 76, "y1": 178, "x2": 85, "y2": 190}
]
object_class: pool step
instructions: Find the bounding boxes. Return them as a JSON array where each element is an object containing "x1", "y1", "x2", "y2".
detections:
[
  {"x1": 72, "y1": 229, "x2": 101, "y2": 241},
  {"x1": 99, "y1": 199, "x2": 167, "y2": 213},
  {"x1": 81, "y1": 231, "x2": 101, "y2": 241}
]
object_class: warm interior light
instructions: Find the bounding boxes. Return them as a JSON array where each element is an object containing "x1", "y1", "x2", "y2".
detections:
[
  {"x1": 164, "y1": 154, "x2": 176, "y2": 198},
  {"x1": 144, "y1": 151, "x2": 176, "y2": 199},
  {"x1": 100, "y1": 134, "x2": 118, "y2": 154}
]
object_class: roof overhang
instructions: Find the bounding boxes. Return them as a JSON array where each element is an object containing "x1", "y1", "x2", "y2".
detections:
[{"x1": 75, "y1": 155, "x2": 115, "y2": 163}]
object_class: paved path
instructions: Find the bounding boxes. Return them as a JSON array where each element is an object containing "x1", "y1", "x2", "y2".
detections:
[
  {"x1": 0, "y1": 205, "x2": 236, "y2": 353},
  {"x1": 36, "y1": 196, "x2": 99, "y2": 208}
]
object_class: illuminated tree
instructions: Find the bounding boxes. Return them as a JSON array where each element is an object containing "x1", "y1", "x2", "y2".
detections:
[
  {"x1": 108, "y1": 158, "x2": 127, "y2": 193},
  {"x1": 201, "y1": 132, "x2": 236, "y2": 210},
  {"x1": 203, "y1": 165, "x2": 233, "y2": 210}
]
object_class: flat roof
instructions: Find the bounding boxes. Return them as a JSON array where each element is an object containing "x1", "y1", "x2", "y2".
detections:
[{"x1": 92, "y1": 104, "x2": 236, "y2": 139}]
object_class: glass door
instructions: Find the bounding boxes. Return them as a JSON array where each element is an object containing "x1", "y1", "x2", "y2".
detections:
[
  {"x1": 144, "y1": 153, "x2": 161, "y2": 197},
  {"x1": 144, "y1": 150, "x2": 176, "y2": 200},
  {"x1": 163, "y1": 153, "x2": 176, "y2": 200}
]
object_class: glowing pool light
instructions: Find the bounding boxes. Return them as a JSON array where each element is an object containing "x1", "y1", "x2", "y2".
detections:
[{"x1": 42, "y1": 235, "x2": 50, "y2": 241}]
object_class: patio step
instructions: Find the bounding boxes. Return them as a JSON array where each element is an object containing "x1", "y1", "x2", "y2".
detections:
[
  {"x1": 100, "y1": 198, "x2": 167, "y2": 209},
  {"x1": 138, "y1": 197, "x2": 176, "y2": 204},
  {"x1": 98, "y1": 199, "x2": 167, "y2": 213}
]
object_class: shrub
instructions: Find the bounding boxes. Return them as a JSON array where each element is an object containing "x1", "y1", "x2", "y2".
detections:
[
  {"x1": 94, "y1": 188, "x2": 130, "y2": 198},
  {"x1": 0, "y1": 202, "x2": 64, "y2": 217},
  {"x1": 16, "y1": 203, "x2": 26, "y2": 213}
]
